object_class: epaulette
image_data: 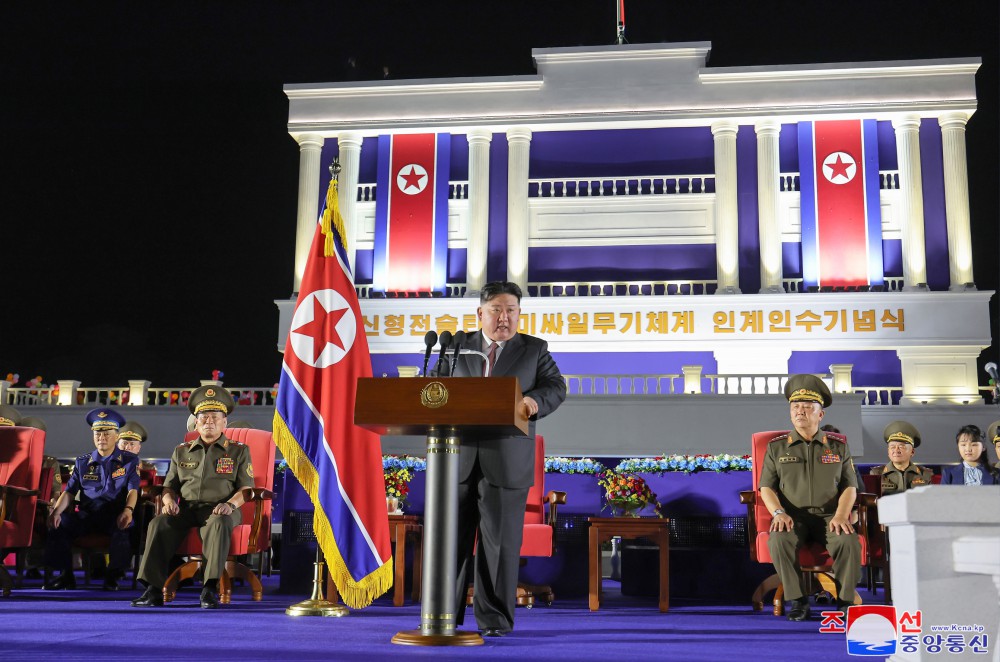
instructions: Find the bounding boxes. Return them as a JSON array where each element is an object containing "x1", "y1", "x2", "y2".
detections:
[
  {"x1": 76, "y1": 453, "x2": 91, "y2": 461},
  {"x1": 178, "y1": 441, "x2": 192, "y2": 448},
  {"x1": 772, "y1": 433, "x2": 789, "y2": 443},
  {"x1": 870, "y1": 465, "x2": 885, "y2": 475}
]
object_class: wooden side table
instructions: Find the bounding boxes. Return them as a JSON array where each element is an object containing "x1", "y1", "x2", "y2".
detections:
[
  {"x1": 325, "y1": 514, "x2": 423, "y2": 607},
  {"x1": 587, "y1": 516, "x2": 670, "y2": 612}
]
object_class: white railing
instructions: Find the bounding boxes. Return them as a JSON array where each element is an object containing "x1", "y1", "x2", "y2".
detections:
[
  {"x1": 528, "y1": 173, "x2": 715, "y2": 198},
  {"x1": 779, "y1": 170, "x2": 900, "y2": 192},
  {"x1": 356, "y1": 181, "x2": 468, "y2": 203},
  {"x1": 355, "y1": 284, "x2": 467, "y2": 298},
  {"x1": 6, "y1": 387, "x2": 56, "y2": 406},
  {"x1": 856, "y1": 387, "x2": 904, "y2": 406},
  {"x1": 528, "y1": 280, "x2": 717, "y2": 297},
  {"x1": 564, "y1": 374, "x2": 681, "y2": 395},
  {"x1": 780, "y1": 277, "x2": 905, "y2": 293},
  {"x1": 705, "y1": 374, "x2": 794, "y2": 396}
]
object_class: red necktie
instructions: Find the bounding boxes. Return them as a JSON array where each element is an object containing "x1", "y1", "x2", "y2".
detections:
[{"x1": 484, "y1": 342, "x2": 498, "y2": 377}]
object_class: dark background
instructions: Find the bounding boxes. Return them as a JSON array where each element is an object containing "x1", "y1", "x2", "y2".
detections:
[{"x1": 2, "y1": 1, "x2": 997, "y2": 387}]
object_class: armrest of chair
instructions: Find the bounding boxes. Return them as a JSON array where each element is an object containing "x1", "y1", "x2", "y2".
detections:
[
  {"x1": 543, "y1": 490, "x2": 567, "y2": 528},
  {"x1": 739, "y1": 490, "x2": 760, "y2": 562},
  {"x1": 241, "y1": 488, "x2": 274, "y2": 549},
  {"x1": 0, "y1": 484, "x2": 40, "y2": 522},
  {"x1": 854, "y1": 491, "x2": 877, "y2": 540}
]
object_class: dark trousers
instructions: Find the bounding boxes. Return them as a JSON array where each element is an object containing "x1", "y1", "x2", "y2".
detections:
[
  {"x1": 137, "y1": 503, "x2": 241, "y2": 588},
  {"x1": 767, "y1": 512, "x2": 861, "y2": 602},
  {"x1": 44, "y1": 509, "x2": 133, "y2": 573},
  {"x1": 454, "y1": 458, "x2": 529, "y2": 633}
]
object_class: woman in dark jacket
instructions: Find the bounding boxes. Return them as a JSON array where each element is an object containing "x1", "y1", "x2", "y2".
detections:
[{"x1": 940, "y1": 424, "x2": 1000, "y2": 485}]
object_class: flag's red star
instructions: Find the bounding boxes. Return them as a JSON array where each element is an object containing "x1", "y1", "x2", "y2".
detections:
[
  {"x1": 399, "y1": 166, "x2": 426, "y2": 191},
  {"x1": 293, "y1": 296, "x2": 348, "y2": 363},
  {"x1": 826, "y1": 154, "x2": 852, "y2": 180}
]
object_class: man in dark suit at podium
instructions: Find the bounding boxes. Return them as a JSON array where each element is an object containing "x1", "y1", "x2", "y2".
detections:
[{"x1": 438, "y1": 281, "x2": 566, "y2": 637}]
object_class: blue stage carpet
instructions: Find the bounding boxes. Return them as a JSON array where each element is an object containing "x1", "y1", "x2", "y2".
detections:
[{"x1": 0, "y1": 574, "x2": 866, "y2": 661}]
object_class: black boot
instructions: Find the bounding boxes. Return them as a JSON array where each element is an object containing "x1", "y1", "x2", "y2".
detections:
[
  {"x1": 131, "y1": 586, "x2": 164, "y2": 607},
  {"x1": 787, "y1": 597, "x2": 811, "y2": 621}
]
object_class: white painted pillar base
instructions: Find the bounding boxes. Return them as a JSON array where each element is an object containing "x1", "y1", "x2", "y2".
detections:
[{"x1": 897, "y1": 346, "x2": 983, "y2": 405}]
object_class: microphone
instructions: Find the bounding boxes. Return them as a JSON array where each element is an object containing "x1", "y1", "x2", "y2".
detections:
[
  {"x1": 421, "y1": 330, "x2": 438, "y2": 377},
  {"x1": 986, "y1": 362, "x2": 999, "y2": 384},
  {"x1": 450, "y1": 330, "x2": 466, "y2": 374},
  {"x1": 435, "y1": 330, "x2": 453, "y2": 374}
]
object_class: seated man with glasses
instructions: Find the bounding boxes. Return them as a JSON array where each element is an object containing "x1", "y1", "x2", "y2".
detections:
[
  {"x1": 45, "y1": 407, "x2": 140, "y2": 591},
  {"x1": 132, "y1": 385, "x2": 253, "y2": 609}
]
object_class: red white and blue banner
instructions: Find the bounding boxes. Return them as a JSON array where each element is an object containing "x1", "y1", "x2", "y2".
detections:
[
  {"x1": 798, "y1": 119, "x2": 884, "y2": 289},
  {"x1": 273, "y1": 180, "x2": 391, "y2": 608},
  {"x1": 373, "y1": 133, "x2": 450, "y2": 293}
]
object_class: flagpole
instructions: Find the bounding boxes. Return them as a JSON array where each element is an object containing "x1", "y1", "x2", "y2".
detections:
[{"x1": 285, "y1": 546, "x2": 349, "y2": 617}]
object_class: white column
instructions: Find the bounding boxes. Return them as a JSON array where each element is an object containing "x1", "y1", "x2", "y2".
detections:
[
  {"x1": 126, "y1": 380, "x2": 151, "y2": 406},
  {"x1": 939, "y1": 112, "x2": 976, "y2": 291},
  {"x1": 892, "y1": 117, "x2": 928, "y2": 290},
  {"x1": 466, "y1": 129, "x2": 493, "y2": 295},
  {"x1": 337, "y1": 132, "x2": 364, "y2": 273},
  {"x1": 56, "y1": 380, "x2": 81, "y2": 406},
  {"x1": 712, "y1": 121, "x2": 741, "y2": 294},
  {"x1": 292, "y1": 133, "x2": 324, "y2": 294},
  {"x1": 506, "y1": 127, "x2": 532, "y2": 291},
  {"x1": 755, "y1": 120, "x2": 783, "y2": 293},
  {"x1": 828, "y1": 364, "x2": 854, "y2": 394}
]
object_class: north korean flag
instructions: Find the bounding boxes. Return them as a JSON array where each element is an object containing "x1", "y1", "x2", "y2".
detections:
[
  {"x1": 373, "y1": 133, "x2": 450, "y2": 293},
  {"x1": 798, "y1": 120, "x2": 884, "y2": 288}
]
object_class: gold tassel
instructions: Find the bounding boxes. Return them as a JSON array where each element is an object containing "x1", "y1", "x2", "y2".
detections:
[
  {"x1": 272, "y1": 411, "x2": 392, "y2": 608},
  {"x1": 320, "y1": 179, "x2": 348, "y2": 259}
]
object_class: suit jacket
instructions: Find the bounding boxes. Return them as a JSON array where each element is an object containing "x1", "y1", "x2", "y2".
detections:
[
  {"x1": 940, "y1": 463, "x2": 1000, "y2": 485},
  {"x1": 435, "y1": 330, "x2": 566, "y2": 488}
]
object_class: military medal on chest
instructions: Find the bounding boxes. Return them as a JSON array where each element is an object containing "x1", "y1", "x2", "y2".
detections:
[{"x1": 216, "y1": 457, "x2": 235, "y2": 474}]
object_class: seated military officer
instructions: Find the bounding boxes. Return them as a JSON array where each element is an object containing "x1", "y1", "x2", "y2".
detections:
[
  {"x1": 132, "y1": 385, "x2": 253, "y2": 609},
  {"x1": 760, "y1": 374, "x2": 861, "y2": 622},
  {"x1": 117, "y1": 421, "x2": 157, "y2": 473},
  {"x1": 0, "y1": 404, "x2": 22, "y2": 427},
  {"x1": 869, "y1": 421, "x2": 933, "y2": 495},
  {"x1": 45, "y1": 408, "x2": 140, "y2": 591},
  {"x1": 988, "y1": 420, "x2": 1000, "y2": 471}
]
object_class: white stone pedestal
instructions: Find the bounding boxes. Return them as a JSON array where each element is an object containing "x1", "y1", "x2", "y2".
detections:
[{"x1": 879, "y1": 485, "x2": 1000, "y2": 661}]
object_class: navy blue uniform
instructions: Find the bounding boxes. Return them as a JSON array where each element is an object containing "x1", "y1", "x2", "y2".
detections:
[{"x1": 45, "y1": 448, "x2": 141, "y2": 573}]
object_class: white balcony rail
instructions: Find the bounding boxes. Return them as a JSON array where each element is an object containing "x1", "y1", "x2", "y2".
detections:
[
  {"x1": 564, "y1": 374, "x2": 681, "y2": 395},
  {"x1": 6, "y1": 387, "x2": 56, "y2": 406},
  {"x1": 779, "y1": 170, "x2": 899, "y2": 192},
  {"x1": 356, "y1": 181, "x2": 468, "y2": 203},
  {"x1": 528, "y1": 173, "x2": 715, "y2": 198},
  {"x1": 528, "y1": 280, "x2": 717, "y2": 297}
]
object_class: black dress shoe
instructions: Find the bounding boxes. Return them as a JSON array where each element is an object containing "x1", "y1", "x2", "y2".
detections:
[
  {"x1": 200, "y1": 588, "x2": 220, "y2": 609},
  {"x1": 103, "y1": 570, "x2": 123, "y2": 592},
  {"x1": 43, "y1": 573, "x2": 77, "y2": 591},
  {"x1": 131, "y1": 587, "x2": 164, "y2": 607},
  {"x1": 787, "y1": 598, "x2": 812, "y2": 621},
  {"x1": 482, "y1": 628, "x2": 506, "y2": 638}
]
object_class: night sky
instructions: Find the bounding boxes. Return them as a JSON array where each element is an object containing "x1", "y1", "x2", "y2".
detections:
[{"x1": 3, "y1": 1, "x2": 997, "y2": 388}]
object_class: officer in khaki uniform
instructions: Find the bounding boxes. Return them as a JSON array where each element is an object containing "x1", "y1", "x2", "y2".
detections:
[
  {"x1": 132, "y1": 385, "x2": 253, "y2": 609},
  {"x1": 760, "y1": 374, "x2": 861, "y2": 622},
  {"x1": 870, "y1": 421, "x2": 933, "y2": 495},
  {"x1": 117, "y1": 421, "x2": 157, "y2": 473}
]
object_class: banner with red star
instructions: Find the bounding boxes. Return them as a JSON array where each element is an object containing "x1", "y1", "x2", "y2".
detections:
[
  {"x1": 272, "y1": 179, "x2": 392, "y2": 608},
  {"x1": 798, "y1": 119, "x2": 884, "y2": 288},
  {"x1": 372, "y1": 132, "x2": 451, "y2": 293}
]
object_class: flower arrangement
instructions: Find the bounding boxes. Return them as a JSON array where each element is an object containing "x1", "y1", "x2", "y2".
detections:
[
  {"x1": 615, "y1": 453, "x2": 752, "y2": 475},
  {"x1": 544, "y1": 456, "x2": 605, "y2": 475},
  {"x1": 384, "y1": 466, "x2": 412, "y2": 506},
  {"x1": 598, "y1": 470, "x2": 662, "y2": 517},
  {"x1": 383, "y1": 454, "x2": 427, "y2": 473}
]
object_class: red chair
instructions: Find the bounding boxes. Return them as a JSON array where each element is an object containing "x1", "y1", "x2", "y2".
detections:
[
  {"x1": 465, "y1": 435, "x2": 567, "y2": 608},
  {"x1": 161, "y1": 427, "x2": 274, "y2": 604},
  {"x1": 0, "y1": 426, "x2": 45, "y2": 596},
  {"x1": 739, "y1": 430, "x2": 874, "y2": 615}
]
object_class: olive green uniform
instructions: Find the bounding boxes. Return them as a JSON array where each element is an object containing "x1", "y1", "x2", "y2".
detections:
[
  {"x1": 137, "y1": 436, "x2": 253, "y2": 588},
  {"x1": 760, "y1": 430, "x2": 861, "y2": 602},
  {"x1": 869, "y1": 463, "x2": 933, "y2": 496}
]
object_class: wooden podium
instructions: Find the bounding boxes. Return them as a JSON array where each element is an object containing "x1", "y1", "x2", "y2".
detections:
[{"x1": 355, "y1": 376, "x2": 529, "y2": 646}]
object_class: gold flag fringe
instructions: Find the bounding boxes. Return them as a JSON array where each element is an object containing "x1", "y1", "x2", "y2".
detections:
[
  {"x1": 320, "y1": 178, "x2": 348, "y2": 259},
  {"x1": 272, "y1": 411, "x2": 393, "y2": 609}
]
